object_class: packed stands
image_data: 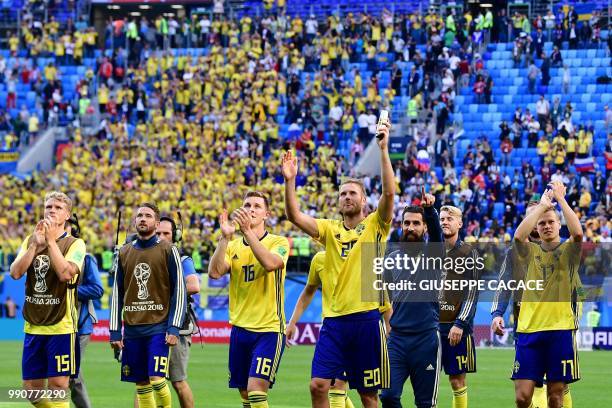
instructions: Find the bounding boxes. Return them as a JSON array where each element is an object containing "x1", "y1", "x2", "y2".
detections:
[{"x1": 0, "y1": 1, "x2": 610, "y2": 275}]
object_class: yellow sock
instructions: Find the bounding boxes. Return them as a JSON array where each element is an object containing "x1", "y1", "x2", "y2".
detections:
[
  {"x1": 242, "y1": 398, "x2": 252, "y2": 408},
  {"x1": 532, "y1": 386, "x2": 547, "y2": 408},
  {"x1": 248, "y1": 391, "x2": 269, "y2": 408},
  {"x1": 452, "y1": 386, "x2": 468, "y2": 408},
  {"x1": 151, "y1": 378, "x2": 172, "y2": 408},
  {"x1": 563, "y1": 388, "x2": 572, "y2": 408},
  {"x1": 32, "y1": 399, "x2": 53, "y2": 408},
  {"x1": 345, "y1": 395, "x2": 355, "y2": 408},
  {"x1": 329, "y1": 389, "x2": 346, "y2": 408},
  {"x1": 50, "y1": 401, "x2": 69, "y2": 408},
  {"x1": 136, "y1": 384, "x2": 156, "y2": 408}
]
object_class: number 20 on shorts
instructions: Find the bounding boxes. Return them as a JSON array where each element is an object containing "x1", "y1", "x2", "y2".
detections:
[{"x1": 364, "y1": 368, "x2": 381, "y2": 387}]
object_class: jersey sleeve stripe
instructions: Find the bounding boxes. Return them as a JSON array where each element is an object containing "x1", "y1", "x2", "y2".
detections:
[
  {"x1": 172, "y1": 246, "x2": 186, "y2": 328},
  {"x1": 110, "y1": 266, "x2": 119, "y2": 331},
  {"x1": 491, "y1": 250, "x2": 509, "y2": 313},
  {"x1": 432, "y1": 331, "x2": 441, "y2": 406}
]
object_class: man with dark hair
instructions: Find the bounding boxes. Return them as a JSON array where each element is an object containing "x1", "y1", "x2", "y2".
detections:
[
  {"x1": 66, "y1": 216, "x2": 103, "y2": 408},
  {"x1": 209, "y1": 191, "x2": 290, "y2": 408},
  {"x1": 110, "y1": 203, "x2": 187, "y2": 408},
  {"x1": 156, "y1": 215, "x2": 200, "y2": 408},
  {"x1": 380, "y1": 188, "x2": 444, "y2": 408}
]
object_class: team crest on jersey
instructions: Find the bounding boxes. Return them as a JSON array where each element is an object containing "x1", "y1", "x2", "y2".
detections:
[
  {"x1": 122, "y1": 365, "x2": 130, "y2": 376},
  {"x1": 356, "y1": 223, "x2": 365, "y2": 235},
  {"x1": 233, "y1": 254, "x2": 239, "y2": 260},
  {"x1": 134, "y1": 263, "x2": 151, "y2": 300},
  {"x1": 335, "y1": 234, "x2": 341, "y2": 240}
]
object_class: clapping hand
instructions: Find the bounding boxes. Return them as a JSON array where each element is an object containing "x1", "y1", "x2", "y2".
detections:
[
  {"x1": 231, "y1": 207, "x2": 253, "y2": 234},
  {"x1": 548, "y1": 181, "x2": 566, "y2": 202},
  {"x1": 219, "y1": 209, "x2": 236, "y2": 240}
]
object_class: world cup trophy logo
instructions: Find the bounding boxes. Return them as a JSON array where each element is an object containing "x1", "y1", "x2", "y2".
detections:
[
  {"x1": 34, "y1": 255, "x2": 50, "y2": 293},
  {"x1": 134, "y1": 263, "x2": 151, "y2": 300}
]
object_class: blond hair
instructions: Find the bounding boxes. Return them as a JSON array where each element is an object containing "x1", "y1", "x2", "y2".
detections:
[
  {"x1": 440, "y1": 205, "x2": 463, "y2": 219},
  {"x1": 44, "y1": 191, "x2": 72, "y2": 213},
  {"x1": 540, "y1": 206, "x2": 561, "y2": 220},
  {"x1": 340, "y1": 177, "x2": 367, "y2": 197}
]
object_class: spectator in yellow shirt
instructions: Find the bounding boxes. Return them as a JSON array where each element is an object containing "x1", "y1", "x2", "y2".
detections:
[
  {"x1": 579, "y1": 187, "x2": 592, "y2": 214},
  {"x1": 536, "y1": 135, "x2": 550, "y2": 166},
  {"x1": 8, "y1": 33, "x2": 19, "y2": 56}
]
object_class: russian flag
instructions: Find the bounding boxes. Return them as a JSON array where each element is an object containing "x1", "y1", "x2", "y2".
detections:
[
  {"x1": 574, "y1": 157, "x2": 595, "y2": 172},
  {"x1": 416, "y1": 150, "x2": 430, "y2": 171}
]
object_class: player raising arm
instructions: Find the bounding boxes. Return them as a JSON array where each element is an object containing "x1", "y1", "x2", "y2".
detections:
[
  {"x1": 511, "y1": 181, "x2": 583, "y2": 408},
  {"x1": 283, "y1": 118, "x2": 394, "y2": 408}
]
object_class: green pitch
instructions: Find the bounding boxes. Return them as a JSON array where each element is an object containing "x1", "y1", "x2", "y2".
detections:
[{"x1": 0, "y1": 341, "x2": 610, "y2": 407}]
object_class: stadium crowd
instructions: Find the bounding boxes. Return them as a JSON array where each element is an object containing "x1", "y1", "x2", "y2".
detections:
[{"x1": 0, "y1": 2, "x2": 611, "y2": 270}]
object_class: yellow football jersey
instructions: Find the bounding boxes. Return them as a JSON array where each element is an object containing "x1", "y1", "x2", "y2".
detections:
[
  {"x1": 315, "y1": 211, "x2": 391, "y2": 317},
  {"x1": 225, "y1": 232, "x2": 289, "y2": 333},
  {"x1": 517, "y1": 241, "x2": 582, "y2": 333},
  {"x1": 307, "y1": 251, "x2": 334, "y2": 318},
  {"x1": 15, "y1": 235, "x2": 86, "y2": 335}
]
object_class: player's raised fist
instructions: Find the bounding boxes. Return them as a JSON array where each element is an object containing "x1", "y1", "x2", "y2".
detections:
[
  {"x1": 420, "y1": 186, "x2": 435, "y2": 207},
  {"x1": 219, "y1": 209, "x2": 236, "y2": 240},
  {"x1": 281, "y1": 150, "x2": 298, "y2": 180},
  {"x1": 376, "y1": 119, "x2": 391, "y2": 150}
]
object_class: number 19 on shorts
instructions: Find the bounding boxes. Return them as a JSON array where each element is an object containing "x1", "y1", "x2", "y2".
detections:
[{"x1": 154, "y1": 356, "x2": 168, "y2": 374}]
